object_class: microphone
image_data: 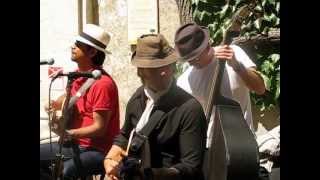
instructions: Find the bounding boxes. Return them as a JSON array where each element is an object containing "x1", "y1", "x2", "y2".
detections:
[
  {"x1": 40, "y1": 58, "x2": 55, "y2": 65},
  {"x1": 53, "y1": 70, "x2": 102, "y2": 80}
]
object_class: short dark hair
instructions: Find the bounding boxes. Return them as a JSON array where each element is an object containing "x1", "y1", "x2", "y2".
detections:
[{"x1": 91, "y1": 50, "x2": 105, "y2": 66}]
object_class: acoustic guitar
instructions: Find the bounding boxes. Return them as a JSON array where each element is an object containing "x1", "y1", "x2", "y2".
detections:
[{"x1": 48, "y1": 94, "x2": 75, "y2": 145}]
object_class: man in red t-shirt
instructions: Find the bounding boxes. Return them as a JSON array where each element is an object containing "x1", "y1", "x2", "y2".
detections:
[{"x1": 40, "y1": 24, "x2": 120, "y2": 179}]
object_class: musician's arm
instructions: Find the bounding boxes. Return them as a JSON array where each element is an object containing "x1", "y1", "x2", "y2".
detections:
[
  {"x1": 150, "y1": 101, "x2": 206, "y2": 180},
  {"x1": 214, "y1": 45, "x2": 266, "y2": 95},
  {"x1": 67, "y1": 79, "x2": 118, "y2": 138},
  {"x1": 112, "y1": 95, "x2": 136, "y2": 150},
  {"x1": 234, "y1": 66, "x2": 266, "y2": 95},
  {"x1": 67, "y1": 109, "x2": 111, "y2": 138},
  {"x1": 104, "y1": 99, "x2": 135, "y2": 180}
]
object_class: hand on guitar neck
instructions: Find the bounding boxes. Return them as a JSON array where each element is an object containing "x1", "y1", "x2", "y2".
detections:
[
  {"x1": 44, "y1": 94, "x2": 66, "y2": 112},
  {"x1": 214, "y1": 45, "x2": 238, "y2": 69},
  {"x1": 45, "y1": 94, "x2": 68, "y2": 137}
]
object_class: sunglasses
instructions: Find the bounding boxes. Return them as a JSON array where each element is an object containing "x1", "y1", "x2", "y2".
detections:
[{"x1": 74, "y1": 41, "x2": 87, "y2": 48}]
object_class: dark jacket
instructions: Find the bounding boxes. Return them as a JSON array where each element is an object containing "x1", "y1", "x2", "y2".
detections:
[{"x1": 114, "y1": 82, "x2": 207, "y2": 180}]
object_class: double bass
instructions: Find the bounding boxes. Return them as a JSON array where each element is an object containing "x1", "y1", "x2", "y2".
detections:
[{"x1": 204, "y1": 2, "x2": 260, "y2": 180}]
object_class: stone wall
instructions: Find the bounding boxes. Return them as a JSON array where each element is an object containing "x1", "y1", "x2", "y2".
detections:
[{"x1": 98, "y1": 0, "x2": 180, "y2": 126}]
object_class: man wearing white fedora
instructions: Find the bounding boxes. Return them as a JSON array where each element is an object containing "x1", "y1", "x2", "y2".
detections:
[{"x1": 40, "y1": 24, "x2": 120, "y2": 179}]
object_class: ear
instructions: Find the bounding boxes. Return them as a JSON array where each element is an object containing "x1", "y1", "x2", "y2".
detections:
[
  {"x1": 88, "y1": 48, "x2": 98, "y2": 58},
  {"x1": 160, "y1": 65, "x2": 175, "y2": 76},
  {"x1": 160, "y1": 71, "x2": 166, "y2": 76}
]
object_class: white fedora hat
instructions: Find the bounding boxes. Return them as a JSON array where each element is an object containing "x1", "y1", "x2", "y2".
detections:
[{"x1": 75, "y1": 24, "x2": 111, "y2": 54}]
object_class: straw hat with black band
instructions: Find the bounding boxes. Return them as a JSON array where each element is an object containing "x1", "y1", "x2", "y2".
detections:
[{"x1": 75, "y1": 24, "x2": 111, "y2": 54}]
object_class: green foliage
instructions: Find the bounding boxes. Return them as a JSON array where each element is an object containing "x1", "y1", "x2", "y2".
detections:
[
  {"x1": 175, "y1": 62, "x2": 186, "y2": 79},
  {"x1": 252, "y1": 53, "x2": 280, "y2": 111},
  {"x1": 190, "y1": 0, "x2": 280, "y2": 111}
]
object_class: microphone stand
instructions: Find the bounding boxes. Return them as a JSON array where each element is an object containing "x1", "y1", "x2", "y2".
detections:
[{"x1": 50, "y1": 77, "x2": 75, "y2": 180}]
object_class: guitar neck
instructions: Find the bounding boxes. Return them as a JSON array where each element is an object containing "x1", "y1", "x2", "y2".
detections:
[
  {"x1": 203, "y1": 5, "x2": 251, "y2": 120},
  {"x1": 204, "y1": 29, "x2": 233, "y2": 119},
  {"x1": 204, "y1": 59, "x2": 226, "y2": 119}
]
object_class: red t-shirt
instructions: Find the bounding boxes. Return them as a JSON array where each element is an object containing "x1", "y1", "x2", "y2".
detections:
[{"x1": 69, "y1": 69, "x2": 120, "y2": 154}]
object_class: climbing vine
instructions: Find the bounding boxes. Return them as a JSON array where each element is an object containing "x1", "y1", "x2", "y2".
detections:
[{"x1": 190, "y1": 0, "x2": 280, "y2": 111}]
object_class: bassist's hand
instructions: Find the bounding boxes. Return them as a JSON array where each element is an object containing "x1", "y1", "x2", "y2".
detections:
[{"x1": 214, "y1": 45, "x2": 238, "y2": 68}]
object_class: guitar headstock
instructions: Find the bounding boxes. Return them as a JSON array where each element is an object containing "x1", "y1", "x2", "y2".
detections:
[{"x1": 222, "y1": 1, "x2": 256, "y2": 45}]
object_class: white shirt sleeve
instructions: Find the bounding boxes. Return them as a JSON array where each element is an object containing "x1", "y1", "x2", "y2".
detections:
[
  {"x1": 177, "y1": 67, "x2": 193, "y2": 94},
  {"x1": 231, "y1": 45, "x2": 256, "y2": 69}
]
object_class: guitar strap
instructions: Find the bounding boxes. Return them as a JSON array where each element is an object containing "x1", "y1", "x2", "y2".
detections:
[
  {"x1": 126, "y1": 109, "x2": 165, "y2": 169},
  {"x1": 139, "y1": 109, "x2": 165, "y2": 137},
  {"x1": 68, "y1": 78, "x2": 96, "y2": 109},
  {"x1": 67, "y1": 78, "x2": 96, "y2": 180}
]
